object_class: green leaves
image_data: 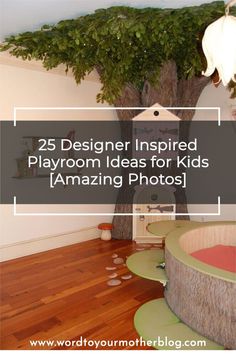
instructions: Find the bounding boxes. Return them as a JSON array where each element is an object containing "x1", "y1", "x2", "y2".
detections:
[{"x1": 1, "y1": 1, "x2": 232, "y2": 104}]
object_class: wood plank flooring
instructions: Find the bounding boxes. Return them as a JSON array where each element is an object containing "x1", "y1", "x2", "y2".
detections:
[{"x1": 0, "y1": 239, "x2": 164, "y2": 350}]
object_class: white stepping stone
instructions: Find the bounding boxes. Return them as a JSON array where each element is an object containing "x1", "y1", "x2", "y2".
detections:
[
  {"x1": 108, "y1": 273, "x2": 118, "y2": 279},
  {"x1": 105, "y1": 266, "x2": 117, "y2": 271},
  {"x1": 113, "y1": 257, "x2": 124, "y2": 265},
  {"x1": 121, "y1": 274, "x2": 132, "y2": 280},
  {"x1": 107, "y1": 279, "x2": 122, "y2": 286}
]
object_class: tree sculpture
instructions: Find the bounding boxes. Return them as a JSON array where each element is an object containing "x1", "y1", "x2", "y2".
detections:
[{"x1": 1, "y1": 1, "x2": 235, "y2": 239}]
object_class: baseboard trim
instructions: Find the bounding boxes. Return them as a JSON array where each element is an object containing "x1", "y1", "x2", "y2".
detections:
[{"x1": 0, "y1": 226, "x2": 100, "y2": 262}]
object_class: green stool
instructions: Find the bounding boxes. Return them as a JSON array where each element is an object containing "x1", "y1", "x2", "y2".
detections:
[
  {"x1": 126, "y1": 248, "x2": 223, "y2": 350},
  {"x1": 147, "y1": 220, "x2": 199, "y2": 238},
  {"x1": 134, "y1": 298, "x2": 223, "y2": 350},
  {"x1": 126, "y1": 249, "x2": 167, "y2": 286}
]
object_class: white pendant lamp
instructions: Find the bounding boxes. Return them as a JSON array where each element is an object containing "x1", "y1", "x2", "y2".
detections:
[{"x1": 202, "y1": 0, "x2": 236, "y2": 86}]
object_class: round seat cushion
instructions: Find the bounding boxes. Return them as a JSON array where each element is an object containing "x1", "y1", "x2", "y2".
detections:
[{"x1": 147, "y1": 220, "x2": 199, "y2": 237}]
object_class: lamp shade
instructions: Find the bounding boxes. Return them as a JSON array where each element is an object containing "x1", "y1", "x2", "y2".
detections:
[{"x1": 202, "y1": 15, "x2": 236, "y2": 86}]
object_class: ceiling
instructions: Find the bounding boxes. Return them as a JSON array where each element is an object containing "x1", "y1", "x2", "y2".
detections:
[{"x1": 0, "y1": 0, "x2": 226, "y2": 41}]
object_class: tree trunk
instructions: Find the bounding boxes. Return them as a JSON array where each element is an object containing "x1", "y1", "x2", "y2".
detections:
[
  {"x1": 112, "y1": 61, "x2": 210, "y2": 239},
  {"x1": 112, "y1": 84, "x2": 142, "y2": 239},
  {"x1": 141, "y1": 60, "x2": 178, "y2": 108}
]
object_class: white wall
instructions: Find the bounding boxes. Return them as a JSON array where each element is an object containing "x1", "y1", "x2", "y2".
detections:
[
  {"x1": 193, "y1": 83, "x2": 236, "y2": 121},
  {"x1": 189, "y1": 83, "x2": 236, "y2": 222},
  {"x1": 0, "y1": 64, "x2": 113, "y2": 118},
  {"x1": 0, "y1": 61, "x2": 117, "y2": 259},
  {"x1": 0, "y1": 0, "x2": 223, "y2": 42}
]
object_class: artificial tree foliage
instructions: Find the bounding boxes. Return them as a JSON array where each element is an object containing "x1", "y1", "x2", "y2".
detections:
[
  {"x1": 1, "y1": 1, "x2": 235, "y2": 103},
  {"x1": 2, "y1": 1, "x2": 235, "y2": 239}
]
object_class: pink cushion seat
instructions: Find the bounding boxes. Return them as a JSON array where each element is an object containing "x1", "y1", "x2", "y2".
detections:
[{"x1": 191, "y1": 245, "x2": 236, "y2": 273}]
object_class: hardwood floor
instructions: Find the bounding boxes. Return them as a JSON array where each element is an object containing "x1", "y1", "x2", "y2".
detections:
[{"x1": 0, "y1": 239, "x2": 164, "y2": 350}]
